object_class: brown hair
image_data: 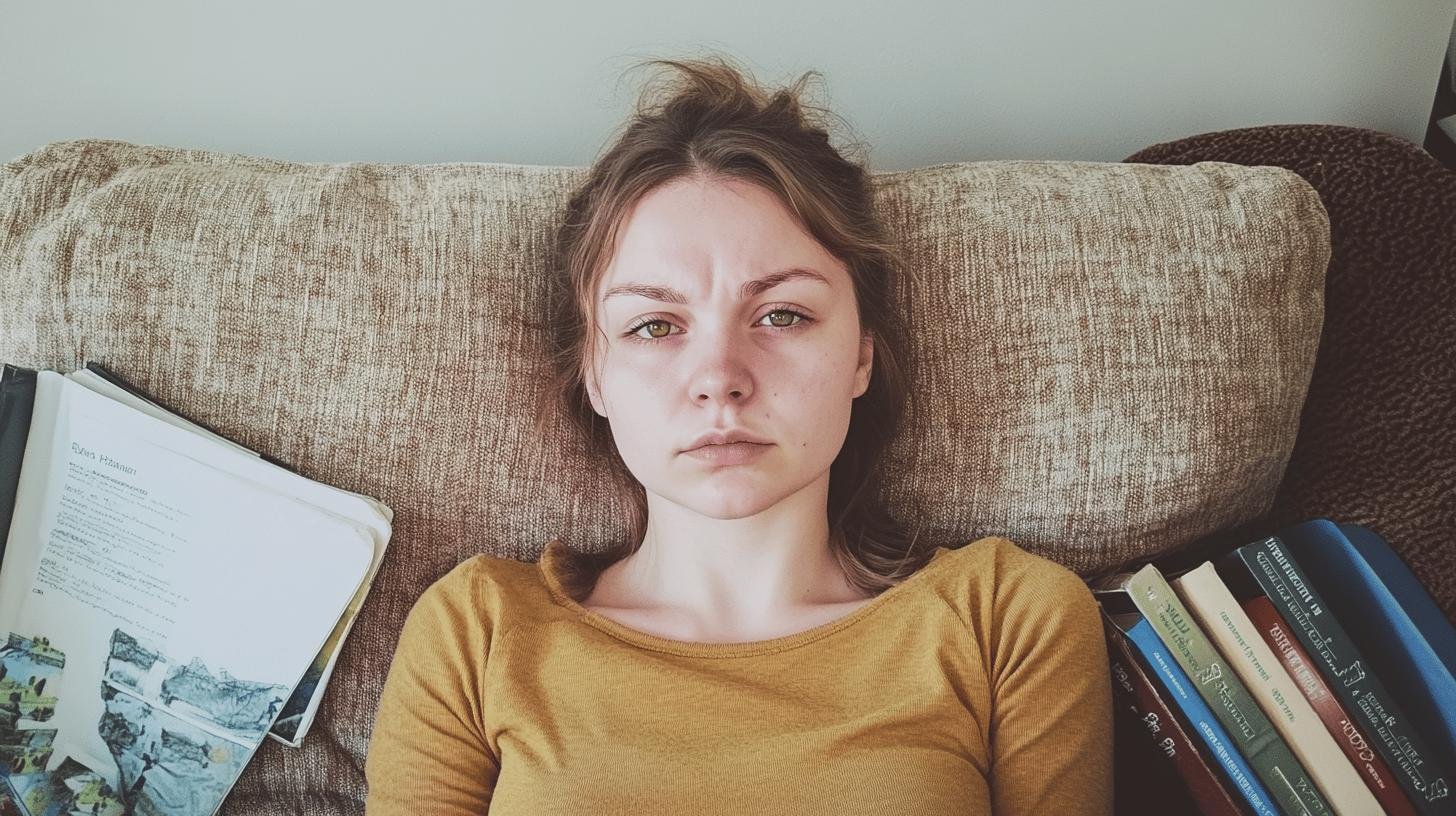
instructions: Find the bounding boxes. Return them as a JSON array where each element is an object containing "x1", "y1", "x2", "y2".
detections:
[{"x1": 529, "y1": 52, "x2": 931, "y2": 602}]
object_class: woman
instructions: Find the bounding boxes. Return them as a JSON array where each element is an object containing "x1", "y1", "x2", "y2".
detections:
[{"x1": 365, "y1": 54, "x2": 1113, "y2": 815}]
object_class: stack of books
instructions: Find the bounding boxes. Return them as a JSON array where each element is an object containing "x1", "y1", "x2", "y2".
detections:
[
  {"x1": 0, "y1": 362, "x2": 393, "y2": 816},
  {"x1": 1094, "y1": 519, "x2": 1456, "y2": 815}
]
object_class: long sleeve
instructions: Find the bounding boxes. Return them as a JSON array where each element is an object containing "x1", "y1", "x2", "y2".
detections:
[
  {"x1": 365, "y1": 559, "x2": 500, "y2": 815},
  {"x1": 985, "y1": 554, "x2": 1114, "y2": 816}
]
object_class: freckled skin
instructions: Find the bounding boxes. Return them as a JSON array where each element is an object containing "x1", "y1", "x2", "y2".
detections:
[{"x1": 585, "y1": 176, "x2": 873, "y2": 526}]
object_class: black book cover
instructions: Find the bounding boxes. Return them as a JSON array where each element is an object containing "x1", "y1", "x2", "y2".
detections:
[{"x1": 0, "y1": 363, "x2": 38, "y2": 572}]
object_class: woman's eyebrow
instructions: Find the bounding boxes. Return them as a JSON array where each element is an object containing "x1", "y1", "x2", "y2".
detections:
[{"x1": 601, "y1": 267, "x2": 829, "y2": 304}]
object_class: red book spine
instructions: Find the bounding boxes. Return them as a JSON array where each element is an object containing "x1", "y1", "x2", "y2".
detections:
[
  {"x1": 1243, "y1": 595, "x2": 1419, "y2": 816},
  {"x1": 1104, "y1": 621, "x2": 1246, "y2": 816}
]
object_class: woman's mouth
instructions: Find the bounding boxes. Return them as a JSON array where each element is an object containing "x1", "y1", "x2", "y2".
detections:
[{"x1": 682, "y1": 441, "x2": 772, "y2": 465}]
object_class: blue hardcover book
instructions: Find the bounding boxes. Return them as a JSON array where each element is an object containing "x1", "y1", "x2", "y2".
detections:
[
  {"x1": 1339, "y1": 523, "x2": 1456, "y2": 681},
  {"x1": 1122, "y1": 615, "x2": 1279, "y2": 816},
  {"x1": 1281, "y1": 518, "x2": 1456, "y2": 787}
]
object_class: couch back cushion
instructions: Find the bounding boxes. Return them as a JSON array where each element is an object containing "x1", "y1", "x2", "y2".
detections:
[{"x1": 0, "y1": 139, "x2": 1328, "y2": 812}]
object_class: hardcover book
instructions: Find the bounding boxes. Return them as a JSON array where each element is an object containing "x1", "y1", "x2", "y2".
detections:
[
  {"x1": 1102, "y1": 610, "x2": 1249, "y2": 816},
  {"x1": 1236, "y1": 583, "x2": 1418, "y2": 816},
  {"x1": 1283, "y1": 519, "x2": 1456, "y2": 783},
  {"x1": 1224, "y1": 535, "x2": 1454, "y2": 814},
  {"x1": 1094, "y1": 563, "x2": 1331, "y2": 815},
  {"x1": 1172, "y1": 561, "x2": 1382, "y2": 814},
  {"x1": 1096, "y1": 581, "x2": 1279, "y2": 816}
]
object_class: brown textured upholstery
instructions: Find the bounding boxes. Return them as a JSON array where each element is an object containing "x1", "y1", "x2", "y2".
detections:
[{"x1": 0, "y1": 139, "x2": 1331, "y2": 814}]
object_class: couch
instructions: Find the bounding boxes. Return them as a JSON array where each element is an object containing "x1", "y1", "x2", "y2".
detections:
[{"x1": 0, "y1": 123, "x2": 1448, "y2": 815}]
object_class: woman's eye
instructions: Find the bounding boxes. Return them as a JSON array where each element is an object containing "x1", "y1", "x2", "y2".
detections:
[
  {"x1": 760, "y1": 309, "x2": 804, "y2": 328},
  {"x1": 633, "y1": 319, "x2": 674, "y2": 340},
  {"x1": 623, "y1": 309, "x2": 810, "y2": 343}
]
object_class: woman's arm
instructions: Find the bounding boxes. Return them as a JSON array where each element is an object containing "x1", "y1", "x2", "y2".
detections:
[
  {"x1": 365, "y1": 560, "x2": 500, "y2": 815},
  {"x1": 986, "y1": 555, "x2": 1114, "y2": 815}
]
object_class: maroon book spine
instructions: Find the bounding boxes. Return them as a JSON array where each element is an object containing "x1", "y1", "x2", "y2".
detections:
[
  {"x1": 1104, "y1": 619, "x2": 1246, "y2": 816},
  {"x1": 1243, "y1": 594, "x2": 1419, "y2": 816}
]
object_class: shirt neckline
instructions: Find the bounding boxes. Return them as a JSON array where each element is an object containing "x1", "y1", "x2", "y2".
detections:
[{"x1": 537, "y1": 538, "x2": 953, "y2": 658}]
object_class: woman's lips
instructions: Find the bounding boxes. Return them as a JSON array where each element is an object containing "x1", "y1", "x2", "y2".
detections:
[{"x1": 682, "y1": 441, "x2": 772, "y2": 465}]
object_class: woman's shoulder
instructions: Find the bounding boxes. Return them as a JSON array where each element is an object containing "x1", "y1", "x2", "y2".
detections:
[
  {"x1": 421, "y1": 549, "x2": 536, "y2": 590},
  {"x1": 936, "y1": 536, "x2": 1105, "y2": 675},
  {"x1": 935, "y1": 535, "x2": 1096, "y2": 613},
  {"x1": 408, "y1": 547, "x2": 554, "y2": 625}
]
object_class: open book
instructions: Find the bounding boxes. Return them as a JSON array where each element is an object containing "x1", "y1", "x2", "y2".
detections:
[{"x1": 0, "y1": 363, "x2": 392, "y2": 815}]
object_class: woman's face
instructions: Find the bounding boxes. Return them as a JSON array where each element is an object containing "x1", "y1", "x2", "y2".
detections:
[{"x1": 586, "y1": 175, "x2": 873, "y2": 520}]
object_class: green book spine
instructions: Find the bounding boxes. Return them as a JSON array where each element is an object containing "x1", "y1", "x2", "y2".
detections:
[
  {"x1": 1230, "y1": 536, "x2": 1454, "y2": 815},
  {"x1": 1124, "y1": 563, "x2": 1332, "y2": 816}
]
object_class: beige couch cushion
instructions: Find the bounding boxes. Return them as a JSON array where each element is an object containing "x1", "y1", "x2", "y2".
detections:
[{"x1": 0, "y1": 139, "x2": 1328, "y2": 814}]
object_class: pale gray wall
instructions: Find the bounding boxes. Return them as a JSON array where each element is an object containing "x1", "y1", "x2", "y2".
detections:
[{"x1": 3, "y1": 0, "x2": 1455, "y2": 171}]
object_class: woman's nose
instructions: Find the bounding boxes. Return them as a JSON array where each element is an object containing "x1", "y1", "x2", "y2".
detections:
[
  {"x1": 691, "y1": 365, "x2": 752, "y2": 405},
  {"x1": 686, "y1": 326, "x2": 756, "y2": 405}
]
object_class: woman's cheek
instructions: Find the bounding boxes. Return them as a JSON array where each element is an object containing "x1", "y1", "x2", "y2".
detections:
[{"x1": 611, "y1": 354, "x2": 670, "y2": 388}]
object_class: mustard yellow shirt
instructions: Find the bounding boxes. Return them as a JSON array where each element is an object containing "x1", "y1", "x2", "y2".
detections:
[{"x1": 364, "y1": 536, "x2": 1113, "y2": 815}]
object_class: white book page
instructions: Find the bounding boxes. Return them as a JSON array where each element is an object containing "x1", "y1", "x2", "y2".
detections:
[
  {"x1": 59, "y1": 368, "x2": 395, "y2": 747},
  {"x1": 0, "y1": 373, "x2": 374, "y2": 796}
]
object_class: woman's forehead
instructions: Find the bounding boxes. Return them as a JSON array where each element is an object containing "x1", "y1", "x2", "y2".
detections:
[{"x1": 602, "y1": 179, "x2": 833, "y2": 276}]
